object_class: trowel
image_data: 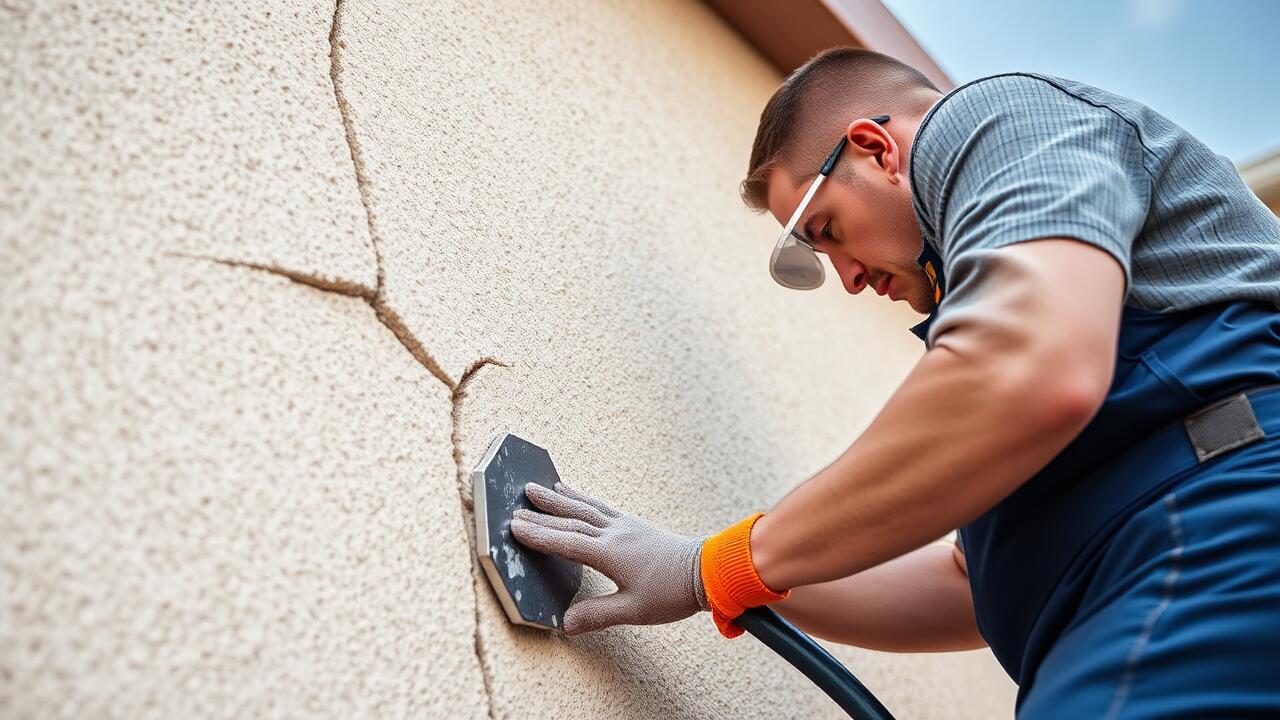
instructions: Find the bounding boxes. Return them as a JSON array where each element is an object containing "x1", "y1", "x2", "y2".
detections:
[{"x1": 471, "y1": 432, "x2": 895, "y2": 720}]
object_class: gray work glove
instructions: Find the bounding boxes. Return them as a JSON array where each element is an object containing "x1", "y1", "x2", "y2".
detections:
[{"x1": 509, "y1": 481, "x2": 709, "y2": 635}]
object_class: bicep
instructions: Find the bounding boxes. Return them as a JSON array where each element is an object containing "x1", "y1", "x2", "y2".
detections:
[{"x1": 931, "y1": 238, "x2": 1126, "y2": 413}]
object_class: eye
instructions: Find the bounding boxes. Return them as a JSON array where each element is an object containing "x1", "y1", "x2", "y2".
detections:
[{"x1": 821, "y1": 221, "x2": 835, "y2": 241}]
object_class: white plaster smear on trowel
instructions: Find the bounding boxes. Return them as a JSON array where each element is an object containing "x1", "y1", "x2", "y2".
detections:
[{"x1": 503, "y1": 544, "x2": 526, "y2": 579}]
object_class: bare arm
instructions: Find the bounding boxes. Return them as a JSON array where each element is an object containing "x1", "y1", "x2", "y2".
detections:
[
  {"x1": 752, "y1": 240, "x2": 1126, "y2": 591},
  {"x1": 772, "y1": 540, "x2": 983, "y2": 652},
  {"x1": 504, "y1": 240, "x2": 1127, "y2": 640}
]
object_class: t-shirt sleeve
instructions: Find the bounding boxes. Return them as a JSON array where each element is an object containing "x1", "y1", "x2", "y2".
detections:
[{"x1": 912, "y1": 75, "x2": 1152, "y2": 344}]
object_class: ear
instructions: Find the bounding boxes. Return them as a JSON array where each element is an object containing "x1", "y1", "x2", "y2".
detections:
[{"x1": 844, "y1": 118, "x2": 902, "y2": 184}]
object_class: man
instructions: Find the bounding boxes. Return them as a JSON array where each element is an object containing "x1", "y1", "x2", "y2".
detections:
[{"x1": 511, "y1": 48, "x2": 1280, "y2": 717}]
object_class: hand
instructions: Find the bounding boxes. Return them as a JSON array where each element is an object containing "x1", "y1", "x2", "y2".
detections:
[{"x1": 509, "y1": 482, "x2": 708, "y2": 635}]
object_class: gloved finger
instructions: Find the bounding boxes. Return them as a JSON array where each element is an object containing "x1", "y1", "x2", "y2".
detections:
[
  {"x1": 552, "y1": 482, "x2": 620, "y2": 518},
  {"x1": 510, "y1": 516, "x2": 606, "y2": 568},
  {"x1": 511, "y1": 508, "x2": 603, "y2": 538},
  {"x1": 523, "y1": 482, "x2": 610, "y2": 527},
  {"x1": 562, "y1": 592, "x2": 635, "y2": 636}
]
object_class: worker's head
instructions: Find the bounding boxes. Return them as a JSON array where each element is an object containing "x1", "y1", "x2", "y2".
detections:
[{"x1": 743, "y1": 48, "x2": 943, "y2": 313}]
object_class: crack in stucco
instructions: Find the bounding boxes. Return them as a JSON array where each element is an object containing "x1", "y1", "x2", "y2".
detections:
[
  {"x1": 172, "y1": 6, "x2": 517, "y2": 715},
  {"x1": 174, "y1": 255, "x2": 511, "y2": 720},
  {"x1": 369, "y1": 301, "x2": 456, "y2": 390},
  {"x1": 327, "y1": 0, "x2": 455, "y2": 392},
  {"x1": 449, "y1": 357, "x2": 509, "y2": 720},
  {"x1": 170, "y1": 251, "x2": 511, "y2": 718},
  {"x1": 450, "y1": 357, "x2": 512, "y2": 511},
  {"x1": 165, "y1": 253, "x2": 377, "y2": 300},
  {"x1": 327, "y1": 3, "x2": 507, "y2": 718}
]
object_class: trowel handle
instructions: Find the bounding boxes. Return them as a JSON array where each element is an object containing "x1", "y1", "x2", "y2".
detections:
[{"x1": 737, "y1": 606, "x2": 896, "y2": 720}]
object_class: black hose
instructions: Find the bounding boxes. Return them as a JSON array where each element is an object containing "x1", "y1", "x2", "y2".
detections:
[{"x1": 738, "y1": 606, "x2": 896, "y2": 720}]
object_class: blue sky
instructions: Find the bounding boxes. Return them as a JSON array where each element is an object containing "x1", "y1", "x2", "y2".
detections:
[{"x1": 879, "y1": 0, "x2": 1280, "y2": 164}]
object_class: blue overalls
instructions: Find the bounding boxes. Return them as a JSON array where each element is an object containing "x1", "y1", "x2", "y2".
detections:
[{"x1": 912, "y1": 241, "x2": 1280, "y2": 718}]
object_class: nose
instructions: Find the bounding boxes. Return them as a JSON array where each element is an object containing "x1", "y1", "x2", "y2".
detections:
[{"x1": 832, "y1": 255, "x2": 869, "y2": 295}]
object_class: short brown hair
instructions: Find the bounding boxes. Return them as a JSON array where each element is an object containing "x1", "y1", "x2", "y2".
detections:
[{"x1": 741, "y1": 48, "x2": 940, "y2": 211}]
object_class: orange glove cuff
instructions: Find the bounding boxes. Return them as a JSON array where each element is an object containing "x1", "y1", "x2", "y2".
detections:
[{"x1": 700, "y1": 511, "x2": 790, "y2": 639}]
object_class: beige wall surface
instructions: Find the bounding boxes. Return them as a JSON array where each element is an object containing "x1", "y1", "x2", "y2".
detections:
[{"x1": 2, "y1": 0, "x2": 1016, "y2": 717}]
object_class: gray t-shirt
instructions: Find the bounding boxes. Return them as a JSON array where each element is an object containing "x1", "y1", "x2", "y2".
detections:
[{"x1": 909, "y1": 72, "x2": 1280, "y2": 346}]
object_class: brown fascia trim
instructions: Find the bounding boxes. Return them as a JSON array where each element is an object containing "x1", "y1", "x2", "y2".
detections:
[
  {"x1": 1238, "y1": 147, "x2": 1280, "y2": 213},
  {"x1": 705, "y1": 0, "x2": 953, "y2": 91}
]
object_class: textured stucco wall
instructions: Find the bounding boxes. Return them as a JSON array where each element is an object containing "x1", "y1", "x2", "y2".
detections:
[{"x1": 2, "y1": 0, "x2": 1016, "y2": 717}]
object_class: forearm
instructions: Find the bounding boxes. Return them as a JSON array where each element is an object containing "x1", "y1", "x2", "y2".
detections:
[
  {"x1": 772, "y1": 542, "x2": 984, "y2": 653},
  {"x1": 753, "y1": 343, "x2": 1094, "y2": 590}
]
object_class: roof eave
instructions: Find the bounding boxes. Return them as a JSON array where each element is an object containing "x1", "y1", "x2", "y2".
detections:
[{"x1": 704, "y1": 0, "x2": 953, "y2": 91}]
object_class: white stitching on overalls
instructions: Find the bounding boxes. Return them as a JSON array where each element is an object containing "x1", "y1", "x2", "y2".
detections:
[{"x1": 1105, "y1": 492, "x2": 1184, "y2": 720}]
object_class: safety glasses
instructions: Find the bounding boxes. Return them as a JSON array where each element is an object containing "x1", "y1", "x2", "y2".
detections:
[{"x1": 768, "y1": 115, "x2": 890, "y2": 290}]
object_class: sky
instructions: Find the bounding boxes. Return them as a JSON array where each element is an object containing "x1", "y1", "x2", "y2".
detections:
[{"x1": 879, "y1": 0, "x2": 1280, "y2": 165}]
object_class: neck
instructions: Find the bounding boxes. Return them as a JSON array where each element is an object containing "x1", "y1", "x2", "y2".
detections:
[{"x1": 896, "y1": 92, "x2": 944, "y2": 182}]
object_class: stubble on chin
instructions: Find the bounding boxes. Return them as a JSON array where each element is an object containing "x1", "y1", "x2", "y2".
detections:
[{"x1": 907, "y1": 280, "x2": 937, "y2": 315}]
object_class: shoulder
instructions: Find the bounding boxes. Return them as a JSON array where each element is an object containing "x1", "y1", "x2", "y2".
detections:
[
  {"x1": 913, "y1": 73, "x2": 1129, "y2": 173},
  {"x1": 910, "y1": 72, "x2": 1145, "y2": 212},
  {"x1": 918, "y1": 72, "x2": 1091, "y2": 136}
]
